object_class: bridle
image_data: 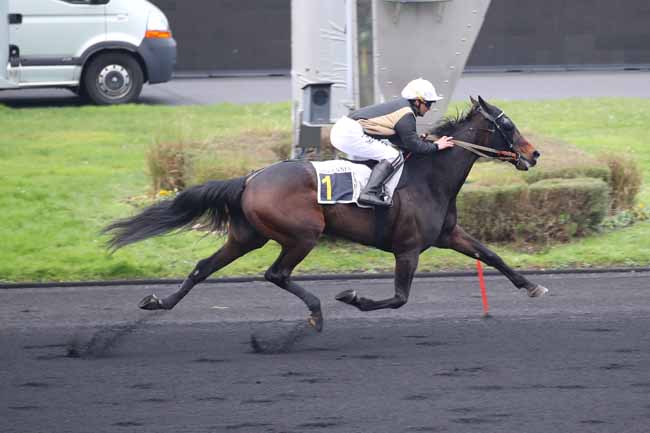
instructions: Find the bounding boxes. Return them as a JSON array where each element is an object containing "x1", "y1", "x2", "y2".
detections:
[
  {"x1": 423, "y1": 106, "x2": 521, "y2": 162},
  {"x1": 457, "y1": 107, "x2": 520, "y2": 162}
]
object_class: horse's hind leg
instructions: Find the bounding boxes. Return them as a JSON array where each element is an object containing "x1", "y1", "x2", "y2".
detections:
[
  {"x1": 264, "y1": 241, "x2": 323, "y2": 331},
  {"x1": 140, "y1": 230, "x2": 268, "y2": 310}
]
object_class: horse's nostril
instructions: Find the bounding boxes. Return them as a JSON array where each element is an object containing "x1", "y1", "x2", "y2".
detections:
[{"x1": 533, "y1": 150, "x2": 541, "y2": 159}]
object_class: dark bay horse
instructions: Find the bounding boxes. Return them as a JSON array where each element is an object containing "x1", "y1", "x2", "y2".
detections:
[{"x1": 103, "y1": 96, "x2": 547, "y2": 332}]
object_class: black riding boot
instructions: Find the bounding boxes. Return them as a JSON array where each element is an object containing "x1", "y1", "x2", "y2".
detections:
[{"x1": 358, "y1": 160, "x2": 395, "y2": 207}]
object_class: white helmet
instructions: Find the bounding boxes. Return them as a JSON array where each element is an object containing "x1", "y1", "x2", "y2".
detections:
[{"x1": 401, "y1": 78, "x2": 443, "y2": 102}]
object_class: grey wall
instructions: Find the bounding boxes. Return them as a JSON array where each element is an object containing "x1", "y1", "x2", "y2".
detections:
[
  {"x1": 153, "y1": 0, "x2": 650, "y2": 73},
  {"x1": 468, "y1": 0, "x2": 650, "y2": 70},
  {"x1": 152, "y1": 0, "x2": 290, "y2": 74}
]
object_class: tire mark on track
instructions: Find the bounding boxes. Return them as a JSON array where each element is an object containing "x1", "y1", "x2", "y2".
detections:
[
  {"x1": 403, "y1": 394, "x2": 434, "y2": 401},
  {"x1": 9, "y1": 405, "x2": 42, "y2": 411},
  {"x1": 194, "y1": 396, "x2": 227, "y2": 402},
  {"x1": 113, "y1": 421, "x2": 144, "y2": 427},
  {"x1": 193, "y1": 357, "x2": 230, "y2": 364},
  {"x1": 435, "y1": 366, "x2": 485, "y2": 377},
  {"x1": 224, "y1": 422, "x2": 273, "y2": 430},
  {"x1": 18, "y1": 381, "x2": 53, "y2": 388}
]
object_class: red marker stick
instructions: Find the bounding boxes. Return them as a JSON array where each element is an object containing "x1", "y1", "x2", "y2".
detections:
[{"x1": 476, "y1": 260, "x2": 490, "y2": 317}]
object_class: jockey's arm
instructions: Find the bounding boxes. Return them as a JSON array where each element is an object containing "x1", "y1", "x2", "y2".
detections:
[{"x1": 393, "y1": 113, "x2": 439, "y2": 154}]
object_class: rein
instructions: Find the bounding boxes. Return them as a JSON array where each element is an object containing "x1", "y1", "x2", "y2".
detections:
[
  {"x1": 424, "y1": 104, "x2": 522, "y2": 162},
  {"x1": 424, "y1": 136, "x2": 519, "y2": 162}
]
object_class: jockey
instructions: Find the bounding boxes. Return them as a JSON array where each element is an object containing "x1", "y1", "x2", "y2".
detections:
[{"x1": 330, "y1": 78, "x2": 455, "y2": 207}]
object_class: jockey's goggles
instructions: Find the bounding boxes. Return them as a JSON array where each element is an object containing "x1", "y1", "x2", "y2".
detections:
[{"x1": 420, "y1": 99, "x2": 435, "y2": 108}]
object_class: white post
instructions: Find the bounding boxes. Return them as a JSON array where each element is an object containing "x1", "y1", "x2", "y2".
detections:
[
  {"x1": 291, "y1": 0, "x2": 351, "y2": 157},
  {"x1": 345, "y1": 0, "x2": 359, "y2": 109}
]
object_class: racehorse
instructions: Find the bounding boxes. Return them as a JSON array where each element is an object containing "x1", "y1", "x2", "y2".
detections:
[{"x1": 103, "y1": 96, "x2": 547, "y2": 332}]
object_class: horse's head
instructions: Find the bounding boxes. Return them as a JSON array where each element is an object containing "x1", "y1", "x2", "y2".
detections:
[{"x1": 470, "y1": 96, "x2": 540, "y2": 170}]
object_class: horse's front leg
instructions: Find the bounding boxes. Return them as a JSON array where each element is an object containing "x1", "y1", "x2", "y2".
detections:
[
  {"x1": 336, "y1": 251, "x2": 419, "y2": 311},
  {"x1": 437, "y1": 225, "x2": 548, "y2": 297}
]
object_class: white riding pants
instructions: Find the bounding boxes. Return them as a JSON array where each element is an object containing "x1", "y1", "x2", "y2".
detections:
[{"x1": 330, "y1": 116, "x2": 401, "y2": 163}]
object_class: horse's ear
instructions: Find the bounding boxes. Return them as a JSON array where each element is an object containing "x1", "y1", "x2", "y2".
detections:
[
  {"x1": 470, "y1": 96, "x2": 478, "y2": 106},
  {"x1": 477, "y1": 95, "x2": 491, "y2": 112}
]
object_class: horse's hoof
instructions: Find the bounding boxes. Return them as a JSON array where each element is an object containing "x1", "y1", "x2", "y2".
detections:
[
  {"x1": 308, "y1": 311, "x2": 324, "y2": 332},
  {"x1": 527, "y1": 285, "x2": 549, "y2": 298},
  {"x1": 139, "y1": 294, "x2": 164, "y2": 310},
  {"x1": 335, "y1": 289, "x2": 357, "y2": 304}
]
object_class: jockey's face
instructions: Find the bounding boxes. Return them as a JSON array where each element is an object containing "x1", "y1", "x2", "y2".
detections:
[{"x1": 416, "y1": 99, "x2": 434, "y2": 116}]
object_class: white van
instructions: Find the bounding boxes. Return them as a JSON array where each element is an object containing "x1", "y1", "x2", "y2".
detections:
[{"x1": 0, "y1": 0, "x2": 176, "y2": 104}]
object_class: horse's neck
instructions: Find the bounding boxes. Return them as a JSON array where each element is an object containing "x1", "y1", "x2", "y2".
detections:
[
  {"x1": 408, "y1": 128, "x2": 480, "y2": 201},
  {"x1": 432, "y1": 147, "x2": 478, "y2": 197}
]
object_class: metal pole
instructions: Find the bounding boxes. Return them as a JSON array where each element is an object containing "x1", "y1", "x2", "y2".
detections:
[
  {"x1": 371, "y1": 0, "x2": 382, "y2": 104},
  {"x1": 345, "y1": 0, "x2": 359, "y2": 110}
]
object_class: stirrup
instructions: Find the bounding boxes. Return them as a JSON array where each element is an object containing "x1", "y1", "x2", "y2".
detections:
[{"x1": 358, "y1": 192, "x2": 391, "y2": 207}]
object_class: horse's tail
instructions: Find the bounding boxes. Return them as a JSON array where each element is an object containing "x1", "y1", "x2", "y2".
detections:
[{"x1": 102, "y1": 177, "x2": 247, "y2": 251}]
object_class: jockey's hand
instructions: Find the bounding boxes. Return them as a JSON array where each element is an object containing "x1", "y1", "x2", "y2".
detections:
[
  {"x1": 419, "y1": 133, "x2": 429, "y2": 140},
  {"x1": 435, "y1": 136, "x2": 455, "y2": 150}
]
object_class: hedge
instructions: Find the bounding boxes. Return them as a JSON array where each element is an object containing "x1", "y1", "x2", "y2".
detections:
[
  {"x1": 523, "y1": 163, "x2": 610, "y2": 185},
  {"x1": 146, "y1": 130, "x2": 638, "y2": 244},
  {"x1": 456, "y1": 133, "x2": 643, "y2": 243},
  {"x1": 601, "y1": 153, "x2": 642, "y2": 211},
  {"x1": 457, "y1": 177, "x2": 610, "y2": 243},
  {"x1": 524, "y1": 177, "x2": 610, "y2": 242},
  {"x1": 456, "y1": 183, "x2": 528, "y2": 242}
]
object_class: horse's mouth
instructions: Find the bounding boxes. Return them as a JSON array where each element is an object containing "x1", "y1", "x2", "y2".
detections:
[{"x1": 515, "y1": 157, "x2": 534, "y2": 171}]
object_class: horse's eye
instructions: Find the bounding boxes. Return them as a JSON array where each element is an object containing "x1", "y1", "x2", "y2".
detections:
[{"x1": 500, "y1": 118, "x2": 514, "y2": 131}]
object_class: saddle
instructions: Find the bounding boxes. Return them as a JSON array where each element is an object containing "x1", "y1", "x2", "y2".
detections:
[{"x1": 310, "y1": 158, "x2": 408, "y2": 207}]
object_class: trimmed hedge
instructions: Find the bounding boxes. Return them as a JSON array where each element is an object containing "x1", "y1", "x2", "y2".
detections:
[
  {"x1": 458, "y1": 177, "x2": 610, "y2": 243},
  {"x1": 523, "y1": 163, "x2": 610, "y2": 185},
  {"x1": 457, "y1": 133, "x2": 643, "y2": 243},
  {"x1": 525, "y1": 177, "x2": 610, "y2": 242},
  {"x1": 456, "y1": 184, "x2": 528, "y2": 242}
]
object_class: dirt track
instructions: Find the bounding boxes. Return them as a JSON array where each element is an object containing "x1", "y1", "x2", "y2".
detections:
[{"x1": 2, "y1": 271, "x2": 650, "y2": 433}]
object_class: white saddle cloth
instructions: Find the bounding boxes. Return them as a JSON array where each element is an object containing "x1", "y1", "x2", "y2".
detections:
[{"x1": 310, "y1": 159, "x2": 404, "y2": 207}]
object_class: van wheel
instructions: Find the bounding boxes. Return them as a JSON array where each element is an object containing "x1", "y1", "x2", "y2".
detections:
[{"x1": 83, "y1": 53, "x2": 144, "y2": 105}]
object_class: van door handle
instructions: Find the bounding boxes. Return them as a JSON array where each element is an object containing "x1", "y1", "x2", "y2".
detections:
[
  {"x1": 9, "y1": 14, "x2": 22, "y2": 24},
  {"x1": 9, "y1": 45, "x2": 20, "y2": 67}
]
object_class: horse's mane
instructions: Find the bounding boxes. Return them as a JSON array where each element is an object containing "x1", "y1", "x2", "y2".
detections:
[{"x1": 428, "y1": 104, "x2": 479, "y2": 137}]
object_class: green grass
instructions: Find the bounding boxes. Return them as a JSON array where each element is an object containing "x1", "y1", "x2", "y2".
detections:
[{"x1": 1, "y1": 98, "x2": 649, "y2": 283}]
